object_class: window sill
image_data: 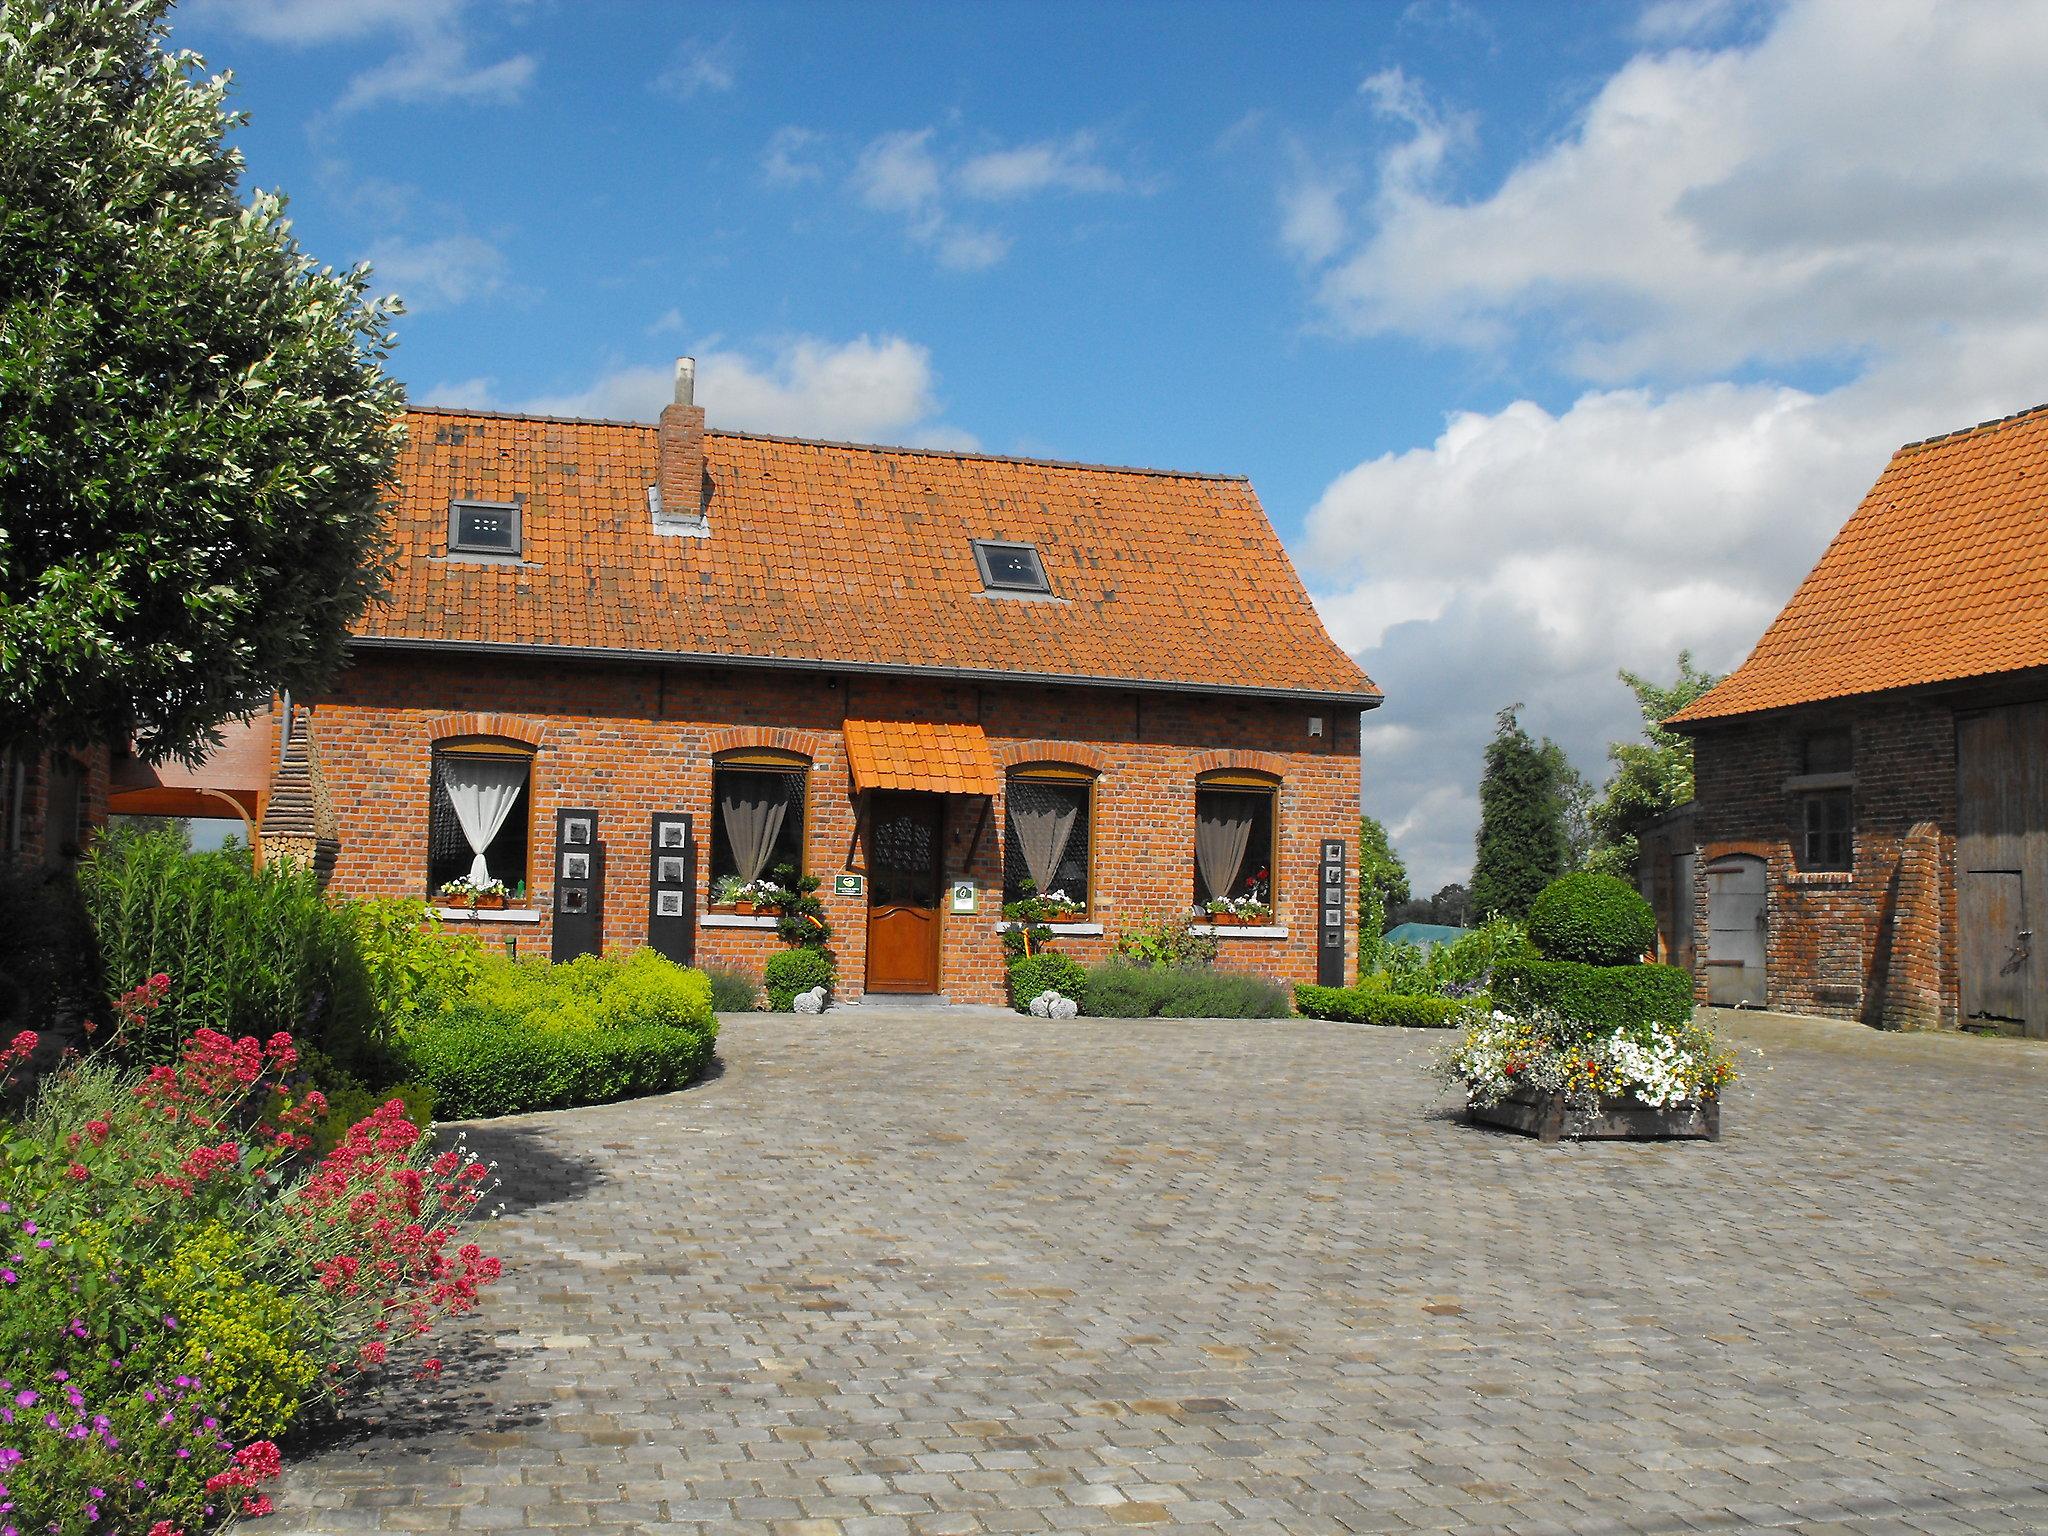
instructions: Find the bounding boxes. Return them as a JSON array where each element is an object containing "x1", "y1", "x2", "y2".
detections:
[
  {"x1": 994, "y1": 920, "x2": 1105, "y2": 936},
  {"x1": 433, "y1": 906, "x2": 541, "y2": 923},
  {"x1": 1192, "y1": 924, "x2": 1289, "y2": 938},
  {"x1": 701, "y1": 913, "x2": 779, "y2": 929}
]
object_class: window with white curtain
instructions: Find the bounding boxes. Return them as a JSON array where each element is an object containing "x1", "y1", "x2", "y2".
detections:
[
  {"x1": 1193, "y1": 777, "x2": 1277, "y2": 907},
  {"x1": 428, "y1": 747, "x2": 532, "y2": 893},
  {"x1": 708, "y1": 756, "x2": 807, "y2": 895},
  {"x1": 1003, "y1": 768, "x2": 1092, "y2": 912}
]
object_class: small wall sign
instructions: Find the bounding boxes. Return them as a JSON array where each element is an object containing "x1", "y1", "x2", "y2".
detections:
[
  {"x1": 833, "y1": 873, "x2": 865, "y2": 897},
  {"x1": 949, "y1": 879, "x2": 978, "y2": 914}
]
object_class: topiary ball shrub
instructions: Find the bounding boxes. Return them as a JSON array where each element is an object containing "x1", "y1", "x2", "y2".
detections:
[
  {"x1": 765, "y1": 948, "x2": 834, "y2": 1011},
  {"x1": 1007, "y1": 951, "x2": 1088, "y2": 1012},
  {"x1": 1527, "y1": 873, "x2": 1656, "y2": 966}
]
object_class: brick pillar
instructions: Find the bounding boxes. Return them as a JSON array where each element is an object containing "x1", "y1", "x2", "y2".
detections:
[{"x1": 1880, "y1": 820, "x2": 1944, "y2": 1031}]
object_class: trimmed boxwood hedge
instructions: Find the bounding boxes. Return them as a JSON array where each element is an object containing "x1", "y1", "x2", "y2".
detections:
[
  {"x1": 1293, "y1": 984, "x2": 1470, "y2": 1028},
  {"x1": 1527, "y1": 872, "x2": 1656, "y2": 966},
  {"x1": 1491, "y1": 958, "x2": 1693, "y2": 1031},
  {"x1": 403, "y1": 1017, "x2": 714, "y2": 1120},
  {"x1": 1007, "y1": 951, "x2": 1089, "y2": 1011}
]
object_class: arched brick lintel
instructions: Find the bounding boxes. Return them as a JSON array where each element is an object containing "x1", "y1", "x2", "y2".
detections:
[
  {"x1": 424, "y1": 712, "x2": 549, "y2": 748},
  {"x1": 706, "y1": 726, "x2": 829, "y2": 760},
  {"x1": 998, "y1": 739, "x2": 1115, "y2": 774},
  {"x1": 1700, "y1": 840, "x2": 1776, "y2": 865},
  {"x1": 1191, "y1": 749, "x2": 1286, "y2": 780}
]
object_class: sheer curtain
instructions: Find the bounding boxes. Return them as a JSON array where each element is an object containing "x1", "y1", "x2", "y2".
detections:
[
  {"x1": 1195, "y1": 794, "x2": 1255, "y2": 903},
  {"x1": 1008, "y1": 784, "x2": 1080, "y2": 895},
  {"x1": 720, "y1": 775, "x2": 790, "y2": 883},
  {"x1": 440, "y1": 757, "x2": 527, "y2": 885}
]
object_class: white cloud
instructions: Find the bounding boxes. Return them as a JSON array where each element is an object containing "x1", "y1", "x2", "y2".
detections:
[
  {"x1": 1279, "y1": 169, "x2": 1350, "y2": 265},
  {"x1": 847, "y1": 125, "x2": 1133, "y2": 270},
  {"x1": 363, "y1": 234, "x2": 512, "y2": 310},
  {"x1": 647, "y1": 308, "x2": 686, "y2": 337},
  {"x1": 956, "y1": 133, "x2": 1124, "y2": 199},
  {"x1": 762, "y1": 126, "x2": 824, "y2": 185},
  {"x1": 654, "y1": 31, "x2": 737, "y2": 100},
  {"x1": 519, "y1": 335, "x2": 976, "y2": 448},
  {"x1": 416, "y1": 375, "x2": 497, "y2": 409},
  {"x1": 191, "y1": 0, "x2": 534, "y2": 111},
  {"x1": 1296, "y1": 0, "x2": 2048, "y2": 890}
]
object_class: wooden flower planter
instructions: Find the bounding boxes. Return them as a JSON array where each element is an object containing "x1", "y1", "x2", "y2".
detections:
[
  {"x1": 471, "y1": 893, "x2": 507, "y2": 910},
  {"x1": 1467, "y1": 1086, "x2": 1721, "y2": 1144}
]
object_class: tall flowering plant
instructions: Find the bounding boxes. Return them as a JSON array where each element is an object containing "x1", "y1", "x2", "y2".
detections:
[{"x1": 0, "y1": 974, "x2": 501, "y2": 1534}]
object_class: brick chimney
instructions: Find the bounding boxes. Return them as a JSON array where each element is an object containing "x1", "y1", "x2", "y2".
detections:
[{"x1": 653, "y1": 356, "x2": 708, "y2": 534}]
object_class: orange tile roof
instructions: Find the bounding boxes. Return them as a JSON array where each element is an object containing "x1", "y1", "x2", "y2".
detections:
[
  {"x1": 843, "y1": 720, "x2": 1000, "y2": 795},
  {"x1": 1671, "y1": 403, "x2": 2048, "y2": 726},
  {"x1": 354, "y1": 407, "x2": 1378, "y2": 704}
]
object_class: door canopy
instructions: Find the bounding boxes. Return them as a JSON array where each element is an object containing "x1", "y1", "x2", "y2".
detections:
[{"x1": 843, "y1": 720, "x2": 999, "y2": 796}]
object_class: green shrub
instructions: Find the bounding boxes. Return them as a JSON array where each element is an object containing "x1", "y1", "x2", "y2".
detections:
[
  {"x1": 344, "y1": 896, "x2": 487, "y2": 1032},
  {"x1": 74, "y1": 824, "x2": 383, "y2": 1071},
  {"x1": 312, "y1": 1080, "x2": 436, "y2": 1156},
  {"x1": 1081, "y1": 962, "x2": 1291, "y2": 1019},
  {"x1": 1526, "y1": 872, "x2": 1656, "y2": 965},
  {"x1": 704, "y1": 962, "x2": 763, "y2": 1012},
  {"x1": 393, "y1": 948, "x2": 719, "y2": 1117},
  {"x1": 403, "y1": 1015, "x2": 712, "y2": 1119},
  {"x1": 764, "y1": 947, "x2": 835, "y2": 1011},
  {"x1": 1007, "y1": 951, "x2": 1089, "y2": 1011},
  {"x1": 1293, "y1": 984, "x2": 1471, "y2": 1028},
  {"x1": 1110, "y1": 909, "x2": 1219, "y2": 969},
  {"x1": 1492, "y1": 958, "x2": 1693, "y2": 1032}
]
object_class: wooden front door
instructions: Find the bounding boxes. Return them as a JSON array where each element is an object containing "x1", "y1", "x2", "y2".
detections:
[
  {"x1": 1958, "y1": 703, "x2": 2048, "y2": 1037},
  {"x1": 866, "y1": 792, "x2": 943, "y2": 993}
]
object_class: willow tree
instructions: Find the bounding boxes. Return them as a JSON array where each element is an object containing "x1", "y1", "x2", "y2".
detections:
[{"x1": 0, "y1": 0, "x2": 404, "y2": 763}]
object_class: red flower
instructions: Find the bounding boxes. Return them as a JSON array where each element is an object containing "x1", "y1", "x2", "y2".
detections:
[
  {"x1": 241, "y1": 1493, "x2": 275, "y2": 1517},
  {"x1": 235, "y1": 1440, "x2": 283, "y2": 1480}
]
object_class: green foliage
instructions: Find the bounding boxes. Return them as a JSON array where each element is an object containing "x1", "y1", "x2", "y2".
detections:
[
  {"x1": 1491, "y1": 958, "x2": 1694, "y2": 1033},
  {"x1": 1364, "y1": 916, "x2": 1528, "y2": 999},
  {"x1": 1470, "y1": 706, "x2": 1578, "y2": 921},
  {"x1": 1586, "y1": 653, "x2": 1722, "y2": 878},
  {"x1": 0, "y1": 0, "x2": 405, "y2": 762},
  {"x1": 764, "y1": 946, "x2": 835, "y2": 1010},
  {"x1": 74, "y1": 823, "x2": 384, "y2": 1071},
  {"x1": 396, "y1": 948, "x2": 717, "y2": 1117},
  {"x1": 309, "y1": 1079, "x2": 435, "y2": 1157},
  {"x1": 703, "y1": 962, "x2": 763, "y2": 1012},
  {"x1": 1358, "y1": 813, "x2": 1410, "y2": 908},
  {"x1": 1292, "y1": 984, "x2": 1473, "y2": 1028},
  {"x1": 343, "y1": 897, "x2": 487, "y2": 1033},
  {"x1": 1110, "y1": 908, "x2": 1219, "y2": 969},
  {"x1": 403, "y1": 1014, "x2": 713, "y2": 1120},
  {"x1": 1527, "y1": 872, "x2": 1656, "y2": 965},
  {"x1": 1000, "y1": 879, "x2": 1080, "y2": 959},
  {"x1": 764, "y1": 864, "x2": 833, "y2": 949},
  {"x1": 1006, "y1": 951, "x2": 1089, "y2": 1011},
  {"x1": 1082, "y1": 962, "x2": 1290, "y2": 1019},
  {"x1": 142, "y1": 1221, "x2": 319, "y2": 1438}
]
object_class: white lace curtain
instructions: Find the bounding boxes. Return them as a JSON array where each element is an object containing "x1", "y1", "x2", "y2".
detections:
[
  {"x1": 440, "y1": 757, "x2": 527, "y2": 885},
  {"x1": 720, "y1": 774, "x2": 792, "y2": 884},
  {"x1": 1195, "y1": 794, "x2": 1255, "y2": 903},
  {"x1": 1008, "y1": 784, "x2": 1080, "y2": 895}
]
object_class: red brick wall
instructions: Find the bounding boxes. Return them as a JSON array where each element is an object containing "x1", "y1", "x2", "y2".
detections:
[
  {"x1": 1689, "y1": 696, "x2": 1958, "y2": 1028},
  {"x1": 309, "y1": 652, "x2": 1362, "y2": 1005},
  {"x1": 1, "y1": 746, "x2": 109, "y2": 873}
]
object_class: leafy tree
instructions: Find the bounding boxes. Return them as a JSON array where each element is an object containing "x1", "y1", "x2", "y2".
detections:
[
  {"x1": 0, "y1": 0, "x2": 404, "y2": 763},
  {"x1": 1428, "y1": 883, "x2": 1470, "y2": 927},
  {"x1": 1357, "y1": 813, "x2": 1411, "y2": 909},
  {"x1": 1585, "y1": 653, "x2": 1721, "y2": 878},
  {"x1": 1469, "y1": 705, "x2": 1574, "y2": 920}
]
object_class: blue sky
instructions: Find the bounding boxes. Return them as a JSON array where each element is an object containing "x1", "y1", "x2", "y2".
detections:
[{"x1": 170, "y1": 0, "x2": 2048, "y2": 890}]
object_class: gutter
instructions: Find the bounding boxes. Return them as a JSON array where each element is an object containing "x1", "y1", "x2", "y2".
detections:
[{"x1": 347, "y1": 635, "x2": 1385, "y2": 710}]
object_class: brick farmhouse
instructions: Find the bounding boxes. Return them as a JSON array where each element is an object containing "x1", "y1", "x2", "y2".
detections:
[
  {"x1": 1668, "y1": 403, "x2": 2048, "y2": 1038},
  {"x1": 33, "y1": 362, "x2": 1374, "y2": 1006}
]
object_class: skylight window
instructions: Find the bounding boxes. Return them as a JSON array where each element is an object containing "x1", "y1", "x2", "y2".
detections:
[
  {"x1": 972, "y1": 540, "x2": 1050, "y2": 594},
  {"x1": 449, "y1": 500, "x2": 521, "y2": 557}
]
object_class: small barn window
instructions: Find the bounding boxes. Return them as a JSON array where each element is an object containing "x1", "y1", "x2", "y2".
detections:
[
  {"x1": 450, "y1": 500, "x2": 521, "y2": 557},
  {"x1": 1003, "y1": 768, "x2": 1093, "y2": 913},
  {"x1": 709, "y1": 754, "x2": 808, "y2": 898},
  {"x1": 1194, "y1": 774, "x2": 1277, "y2": 911},
  {"x1": 428, "y1": 745, "x2": 532, "y2": 896},
  {"x1": 1797, "y1": 788, "x2": 1853, "y2": 872}
]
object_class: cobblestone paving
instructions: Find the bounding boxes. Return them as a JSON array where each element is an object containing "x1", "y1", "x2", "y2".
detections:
[{"x1": 274, "y1": 1009, "x2": 2048, "y2": 1535}]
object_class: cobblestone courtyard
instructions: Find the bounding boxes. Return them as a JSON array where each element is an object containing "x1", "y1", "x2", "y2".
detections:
[{"x1": 275, "y1": 1010, "x2": 2048, "y2": 1535}]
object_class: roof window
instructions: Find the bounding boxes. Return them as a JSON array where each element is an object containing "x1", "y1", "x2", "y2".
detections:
[
  {"x1": 972, "y1": 539, "x2": 1050, "y2": 594},
  {"x1": 450, "y1": 500, "x2": 521, "y2": 558}
]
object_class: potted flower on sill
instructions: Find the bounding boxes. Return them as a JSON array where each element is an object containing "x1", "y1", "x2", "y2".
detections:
[
  {"x1": 439, "y1": 876, "x2": 511, "y2": 910},
  {"x1": 1039, "y1": 888, "x2": 1085, "y2": 923},
  {"x1": 710, "y1": 873, "x2": 745, "y2": 912}
]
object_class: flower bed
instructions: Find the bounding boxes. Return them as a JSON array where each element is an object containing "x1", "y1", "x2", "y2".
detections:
[
  {"x1": 0, "y1": 1004, "x2": 501, "y2": 1533},
  {"x1": 1435, "y1": 1006, "x2": 1736, "y2": 1142}
]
